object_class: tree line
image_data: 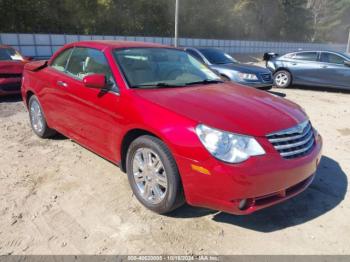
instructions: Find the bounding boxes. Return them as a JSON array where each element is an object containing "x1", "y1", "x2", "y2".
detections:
[{"x1": 0, "y1": 0, "x2": 349, "y2": 43}]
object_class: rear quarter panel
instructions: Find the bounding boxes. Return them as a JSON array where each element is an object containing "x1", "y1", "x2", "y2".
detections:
[{"x1": 21, "y1": 61, "x2": 49, "y2": 106}]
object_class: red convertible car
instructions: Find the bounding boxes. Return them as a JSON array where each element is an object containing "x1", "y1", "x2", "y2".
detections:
[
  {"x1": 21, "y1": 41, "x2": 322, "y2": 215},
  {"x1": 0, "y1": 45, "x2": 30, "y2": 96}
]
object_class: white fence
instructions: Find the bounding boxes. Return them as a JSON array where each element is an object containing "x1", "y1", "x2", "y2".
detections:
[{"x1": 0, "y1": 33, "x2": 347, "y2": 58}]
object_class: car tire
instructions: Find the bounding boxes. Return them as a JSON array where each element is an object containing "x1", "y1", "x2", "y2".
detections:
[
  {"x1": 126, "y1": 135, "x2": 185, "y2": 214},
  {"x1": 28, "y1": 95, "x2": 56, "y2": 138},
  {"x1": 274, "y1": 70, "x2": 292, "y2": 88}
]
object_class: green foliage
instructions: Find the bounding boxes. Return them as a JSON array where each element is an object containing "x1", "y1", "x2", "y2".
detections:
[
  {"x1": 307, "y1": 0, "x2": 350, "y2": 43},
  {"x1": 0, "y1": 0, "x2": 348, "y2": 43}
]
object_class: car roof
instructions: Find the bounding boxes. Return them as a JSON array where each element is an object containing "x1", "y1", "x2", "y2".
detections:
[
  {"x1": 65, "y1": 40, "x2": 172, "y2": 50},
  {"x1": 283, "y1": 50, "x2": 350, "y2": 59},
  {"x1": 289, "y1": 50, "x2": 345, "y2": 55}
]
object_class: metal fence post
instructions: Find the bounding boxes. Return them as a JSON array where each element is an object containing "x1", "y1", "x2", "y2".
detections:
[
  {"x1": 16, "y1": 33, "x2": 21, "y2": 53},
  {"x1": 347, "y1": 28, "x2": 350, "y2": 53},
  {"x1": 174, "y1": 0, "x2": 179, "y2": 47},
  {"x1": 49, "y1": 34, "x2": 54, "y2": 56}
]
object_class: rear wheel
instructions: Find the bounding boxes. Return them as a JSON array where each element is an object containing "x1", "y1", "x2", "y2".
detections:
[
  {"x1": 28, "y1": 95, "x2": 56, "y2": 138},
  {"x1": 126, "y1": 135, "x2": 185, "y2": 214},
  {"x1": 274, "y1": 70, "x2": 292, "y2": 88}
]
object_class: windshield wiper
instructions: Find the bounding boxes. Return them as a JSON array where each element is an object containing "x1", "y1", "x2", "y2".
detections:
[
  {"x1": 185, "y1": 79, "x2": 224, "y2": 86},
  {"x1": 131, "y1": 83, "x2": 183, "y2": 88},
  {"x1": 131, "y1": 79, "x2": 223, "y2": 88}
]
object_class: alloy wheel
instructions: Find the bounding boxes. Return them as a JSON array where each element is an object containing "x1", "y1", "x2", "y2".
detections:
[
  {"x1": 132, "y1": 148, "x2": 168, "y2": 205},
  {"x1": 30, "y1": 100, "x2": 44, "y2": 134},
  {"x1": 275, "y1": 72, "x2": 290, "y2": 87}
]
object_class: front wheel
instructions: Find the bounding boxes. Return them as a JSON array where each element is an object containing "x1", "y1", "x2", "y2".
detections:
[
  {"x1": 274, "y1": 70, "x2": 292, "y2": 88},
  {"x1": 126, "y1": 135, "x2": 185, "y2": 214}
]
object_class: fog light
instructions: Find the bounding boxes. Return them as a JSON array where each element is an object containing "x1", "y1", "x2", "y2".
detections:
[{"x1": 238, "y1": 198, "x2": 254, "y2": 210}]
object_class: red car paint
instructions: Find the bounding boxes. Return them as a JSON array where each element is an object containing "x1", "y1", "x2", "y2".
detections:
[
  {"x1": 0, "y1": 45, "x2": 29, "y2": 96},
  {"x1": 21, "y1": 41, "x2": 322, "y2": 215}
]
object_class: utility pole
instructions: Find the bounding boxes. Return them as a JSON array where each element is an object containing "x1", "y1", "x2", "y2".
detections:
[
  {"x1": 347, "y1": 28, "x2": 350, "y2": 54},
  {"x1": 174, "y1": 0, "x2": 179, "y2": 47}
]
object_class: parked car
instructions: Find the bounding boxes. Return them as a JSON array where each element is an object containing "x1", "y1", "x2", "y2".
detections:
[
  {"x1": 0, "y1": 45, "x2": 31, "y2": 96},
  {"x1": 22, "y1": 41, "x2": 322, "y2": 215},
  {"x1": 185, "y1": 47, "x2": 273, "y2": 90},
  {"x1": 264, "y1": 50, "x2": 350, "y2": 89}
]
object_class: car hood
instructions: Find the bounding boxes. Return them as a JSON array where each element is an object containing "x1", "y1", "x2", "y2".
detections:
[
  {"x1": 134, "y1": 83, "x2": 307, "y2": 137},
  {"x1": 211, "y1": 63, "x2": 270, "y2": 74},
  {"x1": 0, "y1": 61, "x2": 26, "y2": 74}
]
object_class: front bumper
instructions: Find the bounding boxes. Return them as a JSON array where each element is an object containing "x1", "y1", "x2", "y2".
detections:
[
  {"x1": 0, "y1": 77, "x2": 22, "y2": 95},
  {"x1": 175, "y1": 133, "x2": 322, "y2": 215}
]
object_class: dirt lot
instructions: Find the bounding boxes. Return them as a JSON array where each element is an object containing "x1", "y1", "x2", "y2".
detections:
[{"x1": 0, "y1": 87, "x2": 349, "y2": 255}]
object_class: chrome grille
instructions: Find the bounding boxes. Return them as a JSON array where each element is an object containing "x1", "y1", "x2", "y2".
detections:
[
  {"x1": 260, "y1": 73, "x2": 272, "y2": 82},
  {"x1": 267, "y1": 121, "x2": 315, "y2": 159}
]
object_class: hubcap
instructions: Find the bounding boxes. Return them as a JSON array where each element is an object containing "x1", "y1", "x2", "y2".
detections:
[
  {"x1": 132, "y1": 148, "x2": 167, "y2": 204},
  {"x1": 275, "y1": 72, "x2": 289, "y2": 87},
  {"x1": 30, "y1": 100, "x2": 44, "y2": 133}
]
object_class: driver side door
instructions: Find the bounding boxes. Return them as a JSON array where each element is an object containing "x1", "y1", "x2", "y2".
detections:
[{"x1": 53, "y1": 47, "x2": 122, "y2": 160}]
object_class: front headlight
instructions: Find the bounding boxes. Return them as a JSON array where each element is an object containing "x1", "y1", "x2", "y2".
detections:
[
  {"x1": 195, "y1": 124, "x2": 265, "y2": 163},
  {"x1": 238, "y1": 73, "x2": 258, "y2": 81}
]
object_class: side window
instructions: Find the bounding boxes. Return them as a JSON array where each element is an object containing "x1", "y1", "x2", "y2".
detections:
[
  {"x1": 66, "y1": 47, "x2": 118, "y2": 91},
  {"x1": 320, "y1": 53, "x2": 345, "y2": 64},
  {"x1": 294, "y1": 52, "x2": 318, "y2": 61},
  {"x1": 51, "y1": 48, "x2": 73, "y2": 72},
  {"x1": 187, "y1": 49, "x2": 205, "y2": 63},
  {"x1": 283, "y1": 53, "x2": 296, "y2": 59}
]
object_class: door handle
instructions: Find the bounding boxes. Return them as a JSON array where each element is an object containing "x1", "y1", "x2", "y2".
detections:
[
  {"x1": 57, "y1": 80, "x2": 68, "y2": 87},
  {"x1": 291, "y1": 63, "x2": 297, "y2": 66},
  {"x1": 322, "y1": 65, "x2": 328, "y2": 69}
]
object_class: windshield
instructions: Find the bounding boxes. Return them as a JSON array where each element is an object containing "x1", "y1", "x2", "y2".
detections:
[
  {"x1": 0, "y1": 48, "x2": 24, "y2": 61},
  {"x1": 113, "y1": 48, "x2": 221, "y2": 88},
  {"x1": 199, "y1": 49, "x2": 237, "y2": 65}
]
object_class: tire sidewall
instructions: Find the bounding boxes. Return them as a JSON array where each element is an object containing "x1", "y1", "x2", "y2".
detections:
[
  {"x1": 274, "y1": 70, "x2": 292, "y2": 88},
  {"x1": 126, "y1": 136, "x2": 182, "y2": 214}
]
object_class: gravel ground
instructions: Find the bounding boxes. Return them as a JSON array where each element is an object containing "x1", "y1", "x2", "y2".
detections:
[{"x1": 0, "y1": 87, "x2": 349, "y2": 255}]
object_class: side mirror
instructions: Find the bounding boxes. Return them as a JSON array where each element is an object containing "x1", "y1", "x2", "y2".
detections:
[
  {"x1": 344, "y1": 61, "x2": 350, "y2": 67},
  {"x1": 83, "y1": 74, "x2": 106, "y2": 89}
]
